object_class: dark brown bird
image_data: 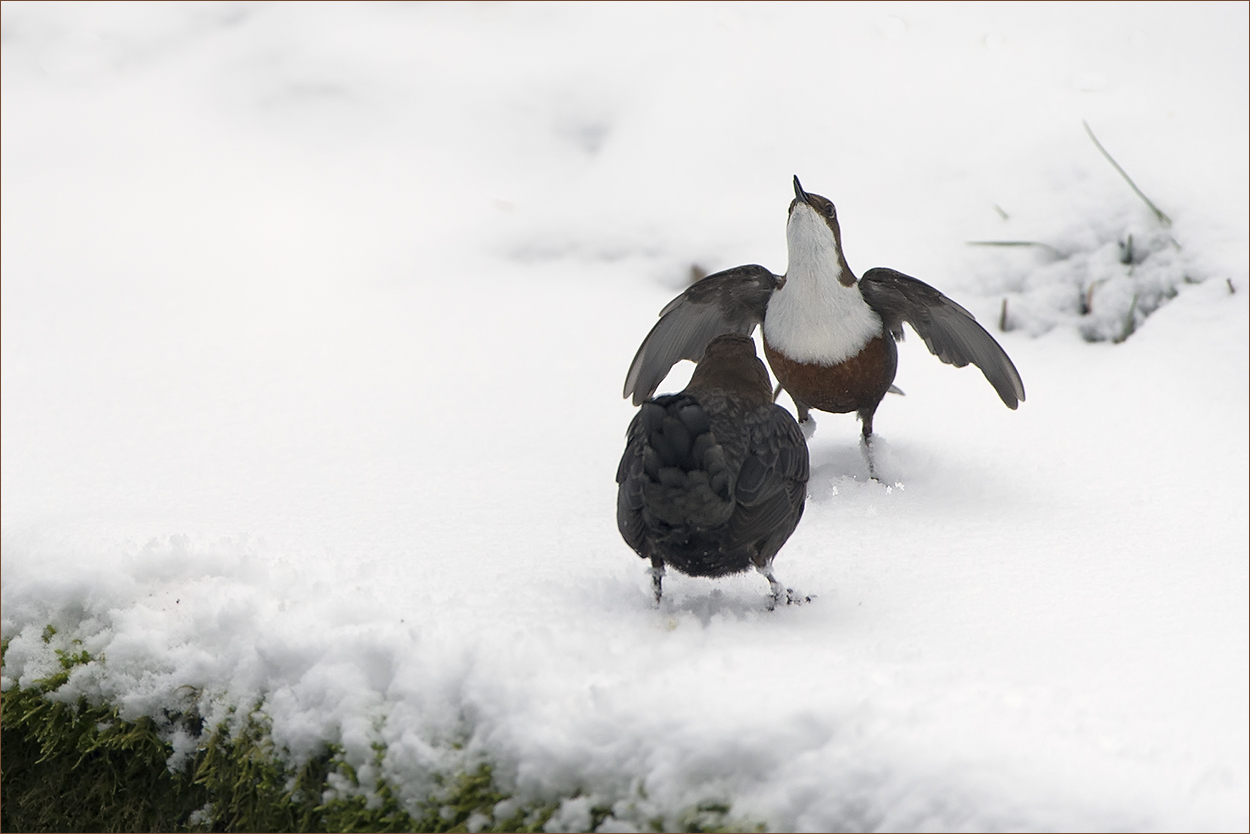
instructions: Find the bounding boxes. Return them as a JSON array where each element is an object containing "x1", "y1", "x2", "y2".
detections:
[
  {"x1": 624, "y1": 177, "x2": 1025, "y2": 476},
  {"x1": 616, "y1": 334, "x2": 809, "y2": 608}
]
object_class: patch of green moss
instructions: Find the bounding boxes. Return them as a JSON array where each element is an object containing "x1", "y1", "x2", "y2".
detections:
[
  {"x1": 674, "y1": 801, "x2": 767, "y2": 833},
  {"x1": 320, "y1": 750, "x2": 558, "y2": 833},
  {"x1": 1, "y1": 635, "x2": 765, "y2": 833},
  {"x1": 0, "y1": 640, "x2": 550, "y2": 833},
  {"x1": 1, "y1": 637, "x2": 199, "y2": 832},
  {"x1": 190, "y1": 708, "x2": 340, "y2": 832}
]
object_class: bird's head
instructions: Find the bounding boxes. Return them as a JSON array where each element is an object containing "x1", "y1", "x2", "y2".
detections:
[
  {"x1": 686, "y1": 334, "x2": 773, "y2": 407},
  {"x1": 786, "y1": 176, "x2": 855, "y2": 287}
]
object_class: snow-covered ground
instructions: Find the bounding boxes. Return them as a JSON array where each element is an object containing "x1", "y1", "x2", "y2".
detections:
[{"x1": 3, "y1": 3, "x2": 1247, "y2": 830}]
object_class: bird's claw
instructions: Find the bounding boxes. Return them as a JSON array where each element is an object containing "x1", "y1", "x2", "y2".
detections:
[{"x1": 766, "y1": 588, "x2": 814, "y2": 611}]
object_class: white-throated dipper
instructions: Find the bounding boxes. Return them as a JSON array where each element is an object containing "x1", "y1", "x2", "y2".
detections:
[
  {"x1": 624, "y1": 177, "x2": 1025, "y2": 476},
  {"x1": 616, "y1": 334, "x2": 809, "y2": 608}
]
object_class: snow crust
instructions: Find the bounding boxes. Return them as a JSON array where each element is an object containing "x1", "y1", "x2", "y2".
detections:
[{"x1": 2, "y1": 3, "x2": 1247, "y2": 831}]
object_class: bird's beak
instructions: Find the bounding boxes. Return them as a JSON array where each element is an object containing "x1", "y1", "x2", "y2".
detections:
[{"x1": 792, "y1": 175, "x2": 810, "y2": 205}]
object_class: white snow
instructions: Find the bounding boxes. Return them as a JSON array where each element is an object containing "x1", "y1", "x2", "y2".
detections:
[{"x1": 2, "y1": 3, "x2": 1247, "y2": 831}]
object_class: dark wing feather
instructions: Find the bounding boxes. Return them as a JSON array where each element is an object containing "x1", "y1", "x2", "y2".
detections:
[
  {"x1": 859, "y1": 267, "x2": 1026, "y2": 409},
  {"x1": 615, "y1": 409, "x2": 649, "y2": 555},
  {"x1": 623, "y1": 264, "x2": 780, "y2": 405},
  {"x1": 727, "y1": 405, "x2": 809, "y2": 558}
]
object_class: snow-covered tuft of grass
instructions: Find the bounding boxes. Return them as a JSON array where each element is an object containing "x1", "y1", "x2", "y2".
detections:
[{"x1": 969, "y1": 123, "x2": 1203, "y2": 343}]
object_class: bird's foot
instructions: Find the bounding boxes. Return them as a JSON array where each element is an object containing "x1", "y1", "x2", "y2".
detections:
[
  {"x1": 760, "y1": 567, "x2": 812, "y2": 610},
  {"x1": 767, "y1": 588, "x2": 815, "y2": 610}
]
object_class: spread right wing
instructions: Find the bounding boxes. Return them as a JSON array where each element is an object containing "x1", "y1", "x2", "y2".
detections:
[{"x1": 859, "y1": 267, "x2": 1025, "y2": 409}]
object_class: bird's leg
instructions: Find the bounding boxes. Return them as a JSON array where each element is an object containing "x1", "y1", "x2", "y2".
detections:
[
  {"x1": 859, "y1": 407, "x2": 876, "y2": 442},
  {"x1": 649, "y1": 558, "x2": 665, "y2": 606},
  {"x1": 859, "y1": 407, "x2": 878, "y2": 481},
  {"x1": 794, "y1": 398, "x2": 812, "y2": 424},
  {"x1": 791, "y1": 396, "x2": 816, "y2": 440},
  {"x1": 861, "y1": 436, "x2": 877, "y2": 481}
]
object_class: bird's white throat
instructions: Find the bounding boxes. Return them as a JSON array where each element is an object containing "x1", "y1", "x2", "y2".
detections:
[{"x1": 764, "y1": 205, "x2": 882, "y2": 364}]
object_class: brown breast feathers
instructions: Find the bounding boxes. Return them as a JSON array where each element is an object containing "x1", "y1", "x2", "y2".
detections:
[{"x1": 763, "y1": 335, "x2": 898, "y2": 414}]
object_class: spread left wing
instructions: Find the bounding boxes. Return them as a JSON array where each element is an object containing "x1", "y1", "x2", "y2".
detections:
[
  {"x1": 623, "y1": 265, "x2": 780, "y2": 405},
  {"x1": 859, "y1": 267, "x2": 1026, "y2": 409}
]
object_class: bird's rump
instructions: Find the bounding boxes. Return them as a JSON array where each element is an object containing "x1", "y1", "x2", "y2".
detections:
[
  {"x1": 617, "y1": 387, "x2": 808, "y2": 580},
  {"x1": 637, "y1": 395, "x2": 735, "y2": 530}
]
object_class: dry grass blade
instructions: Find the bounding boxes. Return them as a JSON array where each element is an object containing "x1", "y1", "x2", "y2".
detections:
[
  {"x1": 1083, "y1": 120, "x2": 1173, "y2": 228},
  {"x1": 966, "y1": 240, "x2": 1064, "y2": 256}
]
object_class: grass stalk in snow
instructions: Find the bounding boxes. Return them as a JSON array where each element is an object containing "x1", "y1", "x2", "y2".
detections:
[
  {"x1": 965, "y1": 240, "x2": 1064, "y2": 255},
  {"x1": 1082, "y1": 120, "x2": 1174, "y2": 228}
]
